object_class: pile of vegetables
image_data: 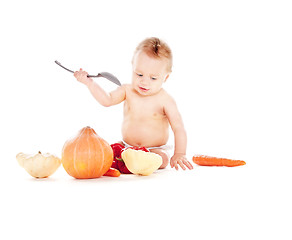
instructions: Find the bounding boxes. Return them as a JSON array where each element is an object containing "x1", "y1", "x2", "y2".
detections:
[
  {"x1": 16, "y1": 126, "x2": 246, "y2": 179},
  {"x1": 16, "y1": 126, "x2": 163, "y2": 179}
]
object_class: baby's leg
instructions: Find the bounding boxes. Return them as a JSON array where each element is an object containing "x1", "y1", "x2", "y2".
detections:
[{"x1": 149, "y1": 149, "x2": 170, "y2": 169}]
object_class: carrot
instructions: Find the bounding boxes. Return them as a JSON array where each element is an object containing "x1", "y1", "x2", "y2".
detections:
[
  {"x1": 103, "y1": 168, "x2": 121, "y2": 177},
  {"x1": 192, "y1": 155, "x2": 246, "y2": 167}
]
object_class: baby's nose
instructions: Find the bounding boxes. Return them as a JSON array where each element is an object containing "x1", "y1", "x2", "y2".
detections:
[{"x1": 140, "y1": 77, "x2": 149, "y2": 84}]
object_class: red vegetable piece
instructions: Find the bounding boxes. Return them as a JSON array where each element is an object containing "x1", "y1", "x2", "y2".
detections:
[
  {"x1": 110, "y1": 143, "x2": 125, "y2": 159},
  {"x1": 117, "y1": 159, "x2": 132, "y2": 174},
  {"x1": 128, "y1": 146, "x2": 149, "y2": 152}
]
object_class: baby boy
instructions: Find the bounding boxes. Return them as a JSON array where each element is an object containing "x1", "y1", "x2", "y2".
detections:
[{"x1": 74, "y1": 37, "x2": 193, "y2": 170}]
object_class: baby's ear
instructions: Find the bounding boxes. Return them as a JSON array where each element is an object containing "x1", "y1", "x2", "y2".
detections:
[{"x1": 164, "y1": 74, "x2": 170, "y2": 82}]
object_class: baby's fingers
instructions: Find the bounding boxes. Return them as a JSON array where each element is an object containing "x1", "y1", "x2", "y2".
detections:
[
  {"x1": 170, "y1": 161, "x2": 178, "y2": 170},
  {"x1": 74, "y1": 68, "x2": 82, "y2": 76},
  {"x1": 183, "y1": 160, "x2": 194, "y2": 170},
  {"x1": 178, "y1": 161, "x2": 186, "y2": 170}
]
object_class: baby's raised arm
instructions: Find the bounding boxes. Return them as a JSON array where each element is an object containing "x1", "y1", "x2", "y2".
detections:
[{"x1": 74, "y1": 69, "x2": 126, "y2": 107}]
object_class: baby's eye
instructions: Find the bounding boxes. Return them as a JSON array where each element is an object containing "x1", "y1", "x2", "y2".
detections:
[
  {"x1": 136, "y1": 73, "x2": 143, "y2": 77},
  {"x1": 151, "y1": 77, "x2": 157, "y2": 80}
]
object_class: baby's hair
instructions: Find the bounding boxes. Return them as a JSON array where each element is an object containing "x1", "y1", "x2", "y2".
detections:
[{"x1": 133, "y1": 37, "x2": 173, "y2": 72}]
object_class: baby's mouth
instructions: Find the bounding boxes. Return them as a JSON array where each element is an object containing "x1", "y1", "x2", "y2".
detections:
[{"x1": 139, "y1": 86, "x2": 149, "y2": 92}]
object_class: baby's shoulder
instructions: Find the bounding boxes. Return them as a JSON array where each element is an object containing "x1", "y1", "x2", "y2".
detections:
[
  {"x1": 122, "y1": 84, "x2": 134, "y2": 97},
  {"x1": 159, "y1": 89, "x2": 175, "y2": 101},
  {"x1": 159, "y1": 89, "x2": 177, "y2": 108},
  {"x1": 122, "y1": 84, "x2": 133, "y2": 92}
]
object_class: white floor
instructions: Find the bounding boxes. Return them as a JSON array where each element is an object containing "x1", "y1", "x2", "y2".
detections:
[{"x1": 2, "y1": 155, "x2": 291, "y2": 240}]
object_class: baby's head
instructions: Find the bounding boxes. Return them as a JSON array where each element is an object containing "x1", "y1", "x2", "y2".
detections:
[
  {"x1": 132, "y1": 37, "x2": 172, "y2": 96},
  {"x1": 133, "y1": 37, "x2": 172, "y2": 73}
]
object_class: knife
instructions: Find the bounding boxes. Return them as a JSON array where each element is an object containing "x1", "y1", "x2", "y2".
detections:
[{"x1": 55, "y1": 60, "x2": 122, "y2": 86}]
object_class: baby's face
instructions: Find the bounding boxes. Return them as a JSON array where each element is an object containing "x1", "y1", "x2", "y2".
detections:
[{"x1": 132, "y1": 51, "x2": 169, "y2": 96}]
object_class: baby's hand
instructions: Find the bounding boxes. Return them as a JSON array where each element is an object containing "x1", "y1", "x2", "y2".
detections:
[
  {"x1": 170, "y1": 153, "x2": 193, "y2": 170},
  {"x1": 74, "y1": 68, "x2": 92, "y2": 86}
]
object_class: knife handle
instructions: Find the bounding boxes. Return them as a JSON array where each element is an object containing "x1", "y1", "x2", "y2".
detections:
[{"x1": 87, "y1": 74, "x2": 101, "y2": 78}]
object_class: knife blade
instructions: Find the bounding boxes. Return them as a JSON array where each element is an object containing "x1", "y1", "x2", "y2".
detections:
[{"x1": 55, "y1": 60, "x2": 122, "y2": 86}]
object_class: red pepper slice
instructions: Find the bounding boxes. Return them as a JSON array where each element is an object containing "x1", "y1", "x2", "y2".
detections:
[
  {"x1": 110, "y1": 143, "x2": 125, "y2": 159},
  {"x1": 127, "y1": 146, "x2": 149, "y2": 152}
]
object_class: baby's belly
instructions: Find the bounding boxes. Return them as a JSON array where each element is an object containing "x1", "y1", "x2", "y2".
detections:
[{"x1": 122, "y1": 119, "x2": 169, "y2": 147}]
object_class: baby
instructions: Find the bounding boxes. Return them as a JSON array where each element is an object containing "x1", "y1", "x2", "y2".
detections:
[{"x1": 74, "y1": 37, "x2": 193, "y2": 170}]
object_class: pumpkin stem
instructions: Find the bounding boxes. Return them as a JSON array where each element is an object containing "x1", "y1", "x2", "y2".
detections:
[{"x1": 38, "y1": 151, "x2": 42, "y2": 154}]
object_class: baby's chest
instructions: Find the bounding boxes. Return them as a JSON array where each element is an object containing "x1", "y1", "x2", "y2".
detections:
[{"x1": 124, "y1": 98, "x2": 165, "y2": 119}]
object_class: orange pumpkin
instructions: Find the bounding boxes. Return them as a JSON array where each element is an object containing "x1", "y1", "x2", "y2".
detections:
[{"x1": 62, "y1": 126, "x2": 113, "y2": 179}]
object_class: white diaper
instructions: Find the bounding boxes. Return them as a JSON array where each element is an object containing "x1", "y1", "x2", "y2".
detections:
[{"x1": 121, "y1": 140, "x2": 172, "y2": 151}]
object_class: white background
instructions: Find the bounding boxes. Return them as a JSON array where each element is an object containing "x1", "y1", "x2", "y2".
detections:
[{"x1": 1, "y1": 0, "x2": 291, "y2": 239}]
